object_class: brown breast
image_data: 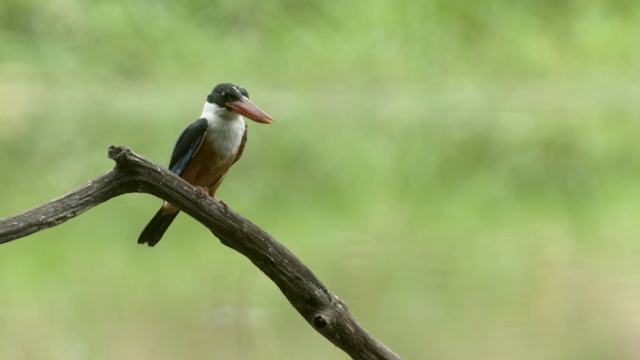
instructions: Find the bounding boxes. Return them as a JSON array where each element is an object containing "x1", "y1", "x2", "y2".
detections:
[{"x1": 179, "y1": 142, "x2": 238, "y2": 196}]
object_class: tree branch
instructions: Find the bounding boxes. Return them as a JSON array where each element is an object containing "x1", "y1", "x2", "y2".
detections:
[{"x1": 0, "y1": 146, "x2": 401, "y2": 360}]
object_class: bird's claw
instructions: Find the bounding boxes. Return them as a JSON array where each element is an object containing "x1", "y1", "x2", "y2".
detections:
[
  {"x1": 195, "y1": 186, "x2": 208, "y2": 198},
  {"x1": 195, "y1": 187, "x2": 228, "y2": 213},
  {"x1": 215, "y1": 198, "x2": 229, "y2": 213}
]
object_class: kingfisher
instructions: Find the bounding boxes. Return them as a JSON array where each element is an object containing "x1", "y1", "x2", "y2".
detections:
[{"x1": 138, "y1": 83, "x2": 274, "y2": 246}]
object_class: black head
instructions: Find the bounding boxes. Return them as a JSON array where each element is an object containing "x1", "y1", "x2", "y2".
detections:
[
  {"x1": 204, "y1": 82, "x2": 274, "y2": 124},
  {"x1": 207, "y1": 83, "x2": 250, "y2": 110}
]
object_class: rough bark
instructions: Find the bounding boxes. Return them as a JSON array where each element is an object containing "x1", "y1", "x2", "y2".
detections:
[{"x1": 0, "y1": 146, "x2": 401, "y2": 360}]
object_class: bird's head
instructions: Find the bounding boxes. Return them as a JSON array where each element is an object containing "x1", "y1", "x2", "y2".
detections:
[{"x1": 206, "y1": 83, "x2": 274, "y2": 124}]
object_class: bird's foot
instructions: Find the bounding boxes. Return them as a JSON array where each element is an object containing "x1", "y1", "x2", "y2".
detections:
[
  {"x1": 195, "y1": 186, "x2": 209, "y2": 198},
  {"x1": 214, "y1": 197, "x2": 229, "y2": 213}
]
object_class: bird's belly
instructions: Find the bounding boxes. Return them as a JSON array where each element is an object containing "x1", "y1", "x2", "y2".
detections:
[{"x1": 180, "y1": 143, "x2": 236, "y2": 194}]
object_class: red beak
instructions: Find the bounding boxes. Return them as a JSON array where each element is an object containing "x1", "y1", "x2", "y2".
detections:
[{"x1": 226, "y1": 97, "x2": 274, "y2": 124}]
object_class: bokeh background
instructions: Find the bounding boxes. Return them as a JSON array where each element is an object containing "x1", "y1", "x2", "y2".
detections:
[{"x1": 1, "y1": 1, "x2": 639, "y2": 359}]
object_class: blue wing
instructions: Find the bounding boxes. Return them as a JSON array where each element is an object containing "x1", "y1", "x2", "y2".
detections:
[{"x1": 168, "y1": 118, "x2": 209, "y2": 175}]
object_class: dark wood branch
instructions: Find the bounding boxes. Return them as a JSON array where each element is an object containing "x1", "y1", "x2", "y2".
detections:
[{"x1": 0, "y1": 146, "x2": 401, "y2": 360}]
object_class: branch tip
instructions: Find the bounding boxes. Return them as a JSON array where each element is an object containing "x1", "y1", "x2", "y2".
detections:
[{"x1": 107, "y1": 145, "x2": 131, "y2": 162}]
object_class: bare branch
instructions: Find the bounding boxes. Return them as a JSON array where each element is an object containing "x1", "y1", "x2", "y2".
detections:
[{"x1": 0, "y1": 146, "x2": 401, "y2": 360}]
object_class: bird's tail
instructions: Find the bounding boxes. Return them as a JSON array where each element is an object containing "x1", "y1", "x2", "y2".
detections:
[{"x1": 138, "y1": 208, "x2": 180, "y2": 247}]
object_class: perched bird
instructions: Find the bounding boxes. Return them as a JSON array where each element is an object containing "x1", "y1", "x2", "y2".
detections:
[{"x1": 138, "y1": 83, "x2": 274, "y2": 246}]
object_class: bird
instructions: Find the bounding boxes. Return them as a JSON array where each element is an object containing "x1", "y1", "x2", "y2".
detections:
[{"x1": 138, "y1": 83, "x2": 274, "y2": 247}]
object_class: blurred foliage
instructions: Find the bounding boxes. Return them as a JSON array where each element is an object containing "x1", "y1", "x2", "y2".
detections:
[
  {"x1": 1, "y1": 0, "x2": 639, "y2": 359},
  {"x1": 1, "y1": 0, "x2": 637, "y2": 83}
]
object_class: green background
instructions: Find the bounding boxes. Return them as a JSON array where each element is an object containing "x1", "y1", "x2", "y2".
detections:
[{"x1": 1, "y1": 1, "x2": 639, "y2": 359}]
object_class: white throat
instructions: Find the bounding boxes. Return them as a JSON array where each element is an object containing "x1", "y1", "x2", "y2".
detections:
[
  {"x1": 200, "y1": 102, "x2": 246, "y2": 158},
  {"x1": 201, "y1": 102, "x2": 238, "y2": 122}
]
